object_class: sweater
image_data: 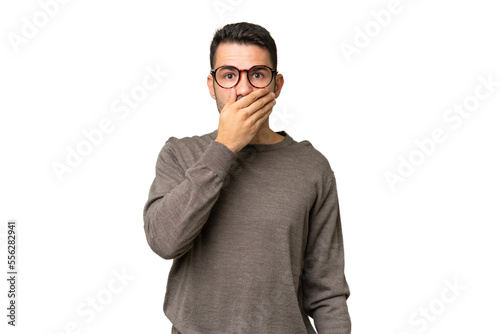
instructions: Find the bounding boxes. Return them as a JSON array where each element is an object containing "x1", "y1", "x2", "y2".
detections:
[{"x1": 143, "y1": 129, "x2": 351, "y2": 334}]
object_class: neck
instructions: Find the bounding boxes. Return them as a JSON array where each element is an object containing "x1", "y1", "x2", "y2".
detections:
[{"x1": 248, "y1": 120, "x2": 284, "y2": 145}]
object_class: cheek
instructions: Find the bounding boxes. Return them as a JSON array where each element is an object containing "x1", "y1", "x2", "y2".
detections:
[
  {"x1": 215, "y1": 89, "x2": 230, "y2": 103},
  {"x1": 214, "y1": 90, "x2": 229, "y2": 111}
]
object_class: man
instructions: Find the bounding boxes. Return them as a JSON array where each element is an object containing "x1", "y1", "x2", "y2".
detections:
[{"x1": 143, "y1": 22, "x2": 351, "y2": 334}]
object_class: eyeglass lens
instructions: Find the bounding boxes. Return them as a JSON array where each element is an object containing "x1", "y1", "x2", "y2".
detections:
[{"x1": 215, "y1": 66, "x2": 272, "y2": 88}]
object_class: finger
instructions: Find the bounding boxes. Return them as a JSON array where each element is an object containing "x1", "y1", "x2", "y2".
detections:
[
  {"x1": 243, "y1": 91, "x2": 276, "y2": 116},
  {"x1": 233, "y1": 87, "x2": 270, "y2": 109},
  {"x1": 221, "y1": 88, "x2": 237, "y2": 111},
  {"x1": 248, "y1": 96, "x2": 276, "y2": 124}
]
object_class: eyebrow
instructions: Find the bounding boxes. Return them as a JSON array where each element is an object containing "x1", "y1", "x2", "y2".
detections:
[{"x1": 219, "y1": 65, "x2": 269, "y2": 70}]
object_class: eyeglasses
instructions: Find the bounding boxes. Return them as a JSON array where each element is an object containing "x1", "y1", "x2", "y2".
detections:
[{"x1": 210, "y1": 65, "x2": 277, "y2": 89}]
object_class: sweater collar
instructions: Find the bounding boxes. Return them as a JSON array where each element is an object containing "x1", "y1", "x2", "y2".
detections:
[{"x1": 210, "y1": 129, "x2": 294, "y2": 152}]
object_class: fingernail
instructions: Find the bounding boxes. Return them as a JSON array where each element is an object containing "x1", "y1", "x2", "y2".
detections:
[{"x1": 271, "y1": 92, "x2": 276, "y2": 98}]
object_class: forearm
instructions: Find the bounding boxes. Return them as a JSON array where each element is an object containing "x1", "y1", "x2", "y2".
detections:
[{"x1": 143, "y1": 140, "x2": 236, "y2": 259}]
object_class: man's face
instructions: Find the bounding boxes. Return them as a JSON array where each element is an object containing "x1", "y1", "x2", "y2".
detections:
[{"x1": 207, "y1": 42, "x2": 284, "y2": 112}]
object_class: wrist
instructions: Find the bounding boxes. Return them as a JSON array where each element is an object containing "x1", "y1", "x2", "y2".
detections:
[{"x1": 215, "y1": 137, "x2": 239, "y2": 154}]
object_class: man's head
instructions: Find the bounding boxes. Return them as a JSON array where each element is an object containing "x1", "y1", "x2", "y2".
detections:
[
  {"x1": 207, "y1": 22, "x2": 284, "y2": 112},
  {"x1": 209, "y1": 22, "x2": 278, "y2": 72}
]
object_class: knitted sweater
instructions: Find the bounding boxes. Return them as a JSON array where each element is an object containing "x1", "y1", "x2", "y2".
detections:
[{"x1": 143, "y1": 129, "x2": 351, "y2": 334}]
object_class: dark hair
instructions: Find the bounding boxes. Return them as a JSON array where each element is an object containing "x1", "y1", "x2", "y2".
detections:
[{"x1": 210, "y1": 22, "x2": 278, "y2": 70}]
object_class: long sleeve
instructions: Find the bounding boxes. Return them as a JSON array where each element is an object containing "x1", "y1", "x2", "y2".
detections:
[
  {"x1": 301, "y1": 173, "x2": 351, "y2": 334},
  {"x1": 143, "y1": 138, "x2": 237, "y2": 260}
]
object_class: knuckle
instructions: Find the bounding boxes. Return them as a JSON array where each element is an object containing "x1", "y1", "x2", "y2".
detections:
[{"x1": 240, "y1": 109, "x2": 249, "y2": 119}]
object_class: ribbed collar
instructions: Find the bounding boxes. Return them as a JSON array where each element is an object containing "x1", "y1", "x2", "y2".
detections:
[{"x1": 210, "y1": 129, "x2": 294, "y2": 152}]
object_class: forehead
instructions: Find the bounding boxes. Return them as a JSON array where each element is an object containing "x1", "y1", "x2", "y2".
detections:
[{"x1": 214, "y1": 42, "x2": 272, "y2": 68}]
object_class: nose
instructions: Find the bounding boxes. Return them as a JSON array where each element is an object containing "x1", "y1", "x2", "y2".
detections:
[{"x1": 235, "y1": 71, "x2": 254, "y2": 98}]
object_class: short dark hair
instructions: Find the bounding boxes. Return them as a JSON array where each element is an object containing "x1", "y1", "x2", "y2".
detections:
[{"x1": 209, "y1": 22, "x2": 278, "y2": 70}]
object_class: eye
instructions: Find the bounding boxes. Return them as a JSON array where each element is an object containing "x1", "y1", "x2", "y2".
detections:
[{"x1": 250, "y1": 67, "x2": 270, "y2": 81}]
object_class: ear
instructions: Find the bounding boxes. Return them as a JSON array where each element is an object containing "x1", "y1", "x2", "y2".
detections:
[
  {"x1": 207, "y1": 74, "x2": 216, "y2": 100},
  {"x1": 273, "y1": 73, "x2": 284, "y2": 98}
]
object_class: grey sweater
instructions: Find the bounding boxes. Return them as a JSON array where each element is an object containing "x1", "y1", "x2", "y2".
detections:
[{"x1": 143, "y1": 129, "x2": 351, "y2": 334}]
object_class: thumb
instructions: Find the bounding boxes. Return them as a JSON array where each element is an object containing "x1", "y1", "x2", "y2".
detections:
[{"x1": 223, "y1": 88, "x2": 237, "y2": 109}]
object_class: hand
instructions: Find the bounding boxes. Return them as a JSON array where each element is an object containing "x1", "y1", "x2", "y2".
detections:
[{"x1": 215, "y1": 88, "x2": 276, "y2": 154}]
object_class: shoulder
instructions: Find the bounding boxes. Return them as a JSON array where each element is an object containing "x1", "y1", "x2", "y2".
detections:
[
  {"x1": 288, "y1": 136, "x2": 335, "y2": 184},
  {"x1": 165, "y1": 129, "x2": 214, "y2": 147},
  {"x1": 162, "y1": 129, "x2": 215, "y2": 153},
  {"x1": 157, "y1": 130, "x2": 216, "y2": 166}
]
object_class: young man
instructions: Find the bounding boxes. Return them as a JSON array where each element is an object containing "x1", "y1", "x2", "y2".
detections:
[{"x1": 143, "y1": 22, "x2": 351, "y2": 334}]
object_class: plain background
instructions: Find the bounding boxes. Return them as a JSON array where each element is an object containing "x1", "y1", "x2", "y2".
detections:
[{"x1": 1, "y1": 0, "x2": 499, "y2": 333}]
